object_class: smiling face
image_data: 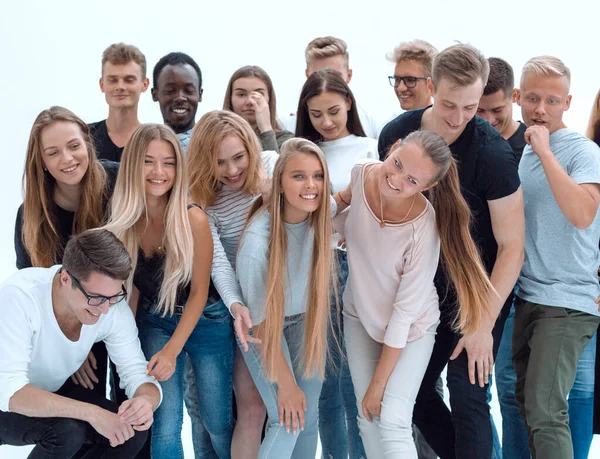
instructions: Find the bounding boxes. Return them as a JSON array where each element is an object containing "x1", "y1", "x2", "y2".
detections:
[
  {"x1": 477, "y1": 89, "x2": 515, "y2": 137},
  {"x1": 379, "y1": 141, "x2": 440, "y2": 199},
  {"x1": 518, "y1": 72, "x2": 571, "y2": 134},
  {"x1": 144, "y1": 139, "x2": 177, "y2": 198},
  {"x1": 431, "y1": 77, "x2": 484, "y2": 139},
  {"x1": 217, "y1": 134, "x2": 250, "y2": 189},
  {"x1": 281, "y1": 152, "x2": 325, "y2": 223},
  {"x1": 153, "y1": 64, "x2": 202, "y2": 133},
  {"x1": 230, "y1": 77, "x2": 269, "y2": 127},
  {"x1": 393, "y1": 59, "x2": 432, "y2": 110},
  {"x1": 100, "y1": 61, "x2": 149, "y2": 109},
  {"x1": 306, "y1": 91, "x2": 351, "y2": 141},
  {"x1": 61, "y1": 270, "x2": 125, "y2": 325},
  {"x1": 40, "y1": 121, "x2": 90, "y2": 188}
]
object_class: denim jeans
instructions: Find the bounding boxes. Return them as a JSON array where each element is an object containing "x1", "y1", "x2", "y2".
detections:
[
  {"x1": 240, "y1": 313, "x2": 323, "y2": 459},
  {"x1": 319, "y1": 250, "x2": 366, "y2": 459},
  {"x1": 413, "y1": 295, "x2": 511, "y2": 459},
  {"x1": 496, "y1": 304, "x2": 597, "y2": 459},
  {"x1": 136, "y1": 300, "x2": 235, "y2": 459},
  {"x1": 0, "y1": 381, "x2": 148, "y2": 458}
]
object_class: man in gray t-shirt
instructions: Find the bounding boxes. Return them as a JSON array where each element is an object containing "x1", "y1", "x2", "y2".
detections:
[{"x1": 513, "y1": 56, "x2": 600, "y2": 459}]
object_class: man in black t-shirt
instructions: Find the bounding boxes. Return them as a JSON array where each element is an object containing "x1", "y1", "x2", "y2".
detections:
[
  {"x1": 379, "y1": 44, "x2": 525, "y2": 459},
  {"x1": 478, "y1": 57, "x2": 527, "y2": 161},
  {"x1": 89, "y1": 43, "x2": 149, "y2": 162}
]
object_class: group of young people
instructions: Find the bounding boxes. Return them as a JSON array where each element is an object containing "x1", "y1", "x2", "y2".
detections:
[{"x1": 0, "y1": 35, "x2": 599, "y2": 459}]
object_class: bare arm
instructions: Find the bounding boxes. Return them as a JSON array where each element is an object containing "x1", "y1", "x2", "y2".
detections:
[{"x1": 526, "y1": 125, "x2": 600, "y2": 229}]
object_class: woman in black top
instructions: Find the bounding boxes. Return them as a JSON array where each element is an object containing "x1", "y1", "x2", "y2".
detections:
[{"x1": 14, "y1": 106, "x2": 119, "y2": 402}]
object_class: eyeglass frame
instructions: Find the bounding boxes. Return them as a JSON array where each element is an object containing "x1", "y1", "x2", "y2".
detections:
[
  {"x1": 388, "y1": 75, "x2": 429, "y2": 89},
  {"x1": 65, "y1": 270, "x2": 128, "y2": 307}
]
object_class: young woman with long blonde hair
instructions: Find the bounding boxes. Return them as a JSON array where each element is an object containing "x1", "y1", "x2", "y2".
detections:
[
  {"x1": 236, "y1": 138, "x2": 337, "y2": 458},
  {"x1": 104, "y1": 123, "x2": 233, "y2": 459},
  {"x1": 333, "y1": 131, "x2": 496, "y2": 458},
  {"x1": 186, "y1": 110, "x2": 277, "y2": 459},
  {"x1": 14, "y1": 105, "x2": 119, "y2": 401}
]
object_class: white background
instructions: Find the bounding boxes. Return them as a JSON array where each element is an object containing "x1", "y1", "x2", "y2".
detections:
[{"x1": 1, "y1": 0, "x2": 599, "y2": 457}]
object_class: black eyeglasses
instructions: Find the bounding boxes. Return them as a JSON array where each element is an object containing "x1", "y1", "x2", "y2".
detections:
[
  {"x1": 68, "y1": 272, "x2": 127, "y2": 307},
  {"x1": 388, "y1": 76, "x2": 429, "y2": 89}
]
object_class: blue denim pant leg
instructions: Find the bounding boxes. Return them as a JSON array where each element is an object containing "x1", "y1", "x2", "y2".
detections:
[
  {"x1": 136, "y1": 306, "x2": 186, "y2": 459},
  {"x1": 569, "y1": 332, "x2": 597, "y2": 459},
  {"x1": 240, "y1": 315, "x2": 323, "y2": 459},
  {"x1": 486, "y1": 376, "x2": 503, "y2": 459},
  {"x1": 319, "y1": 251, "x2": 366, "y2": 459},
  {"x1": 496, "y1": 304, "x2": 531, "y2": 459}
]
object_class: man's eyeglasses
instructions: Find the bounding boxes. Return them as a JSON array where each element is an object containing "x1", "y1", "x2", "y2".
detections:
[
  {"x1": 68, "y1": 272, "x2": 127, "y2": 307},
  {"x1": 388, "y1": 76, "x2": 429, "y2": 89}
]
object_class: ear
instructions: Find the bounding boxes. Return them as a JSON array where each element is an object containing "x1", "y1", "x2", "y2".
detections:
[
  {"x1": 99, "y1": 77, "x2": 105, "y2": 93},
  {"x1": 564, "y1": 94, "x2": 572, "y2": 111},
  {"x1": 345, "y1": 95, "x2": 353, "y2": 112},
  {"x1": 511, "y1": 88, "x2": 519, "y2": 103},
  {"x1": 141, "y1": 77, "x2": 150, "y2": 93},
  {"x1": 199, "y1": 88, "x2": 204, "y2": 103},
  {"x1": 151, "y1": 87, "x2": 158, "y2": 102},
  {"x1": 346, "y1": 68, "x2": 353, "y2": 84},
  {"x1": 427, "y1": 78, "x2": 435, "y2": 96},
  {"x1": 422, "y1": 180, "x2": 439, "y2": 192},
  {"x1": 305, "y1": 68, "x2": 310, "y2": 79}
]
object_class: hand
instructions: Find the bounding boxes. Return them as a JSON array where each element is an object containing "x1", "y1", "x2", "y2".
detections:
[
  {"x1": 278, "y1": 382, "x2": 306, "y2": 435},
  {"x1": 147, "y1": 346, "x2": 178, "y2": 382},
  {"x1": 249, "y1": 91, "x2": 272, "y2": 133},
  {"x1": 595, "y1": 294, "x2": 600, "y2": 312},
  {"x1": 450, "y1": 328, "x2": 494, "y2": 387},
  {"x1": 337, "y1": 236, "x2": 347, "y2": 249},
  {"x1": 70, "y1": 351, "x2": 99, "y2": 390},
  {"x1": 231, "y1": 302, "x2": 261, "y2": 351},
  {"x1": 117, "y1": 396, "x2": 154, "y2": 431},
  {"x1": 88, "y1": 406, "x2": 135, "y2": 447},
  {"x1": 524, "y1": 125, "x2": 552, "y2": 158},
  {"x1": 362, "y1": 379, "x2": 385, "y2": 422}
]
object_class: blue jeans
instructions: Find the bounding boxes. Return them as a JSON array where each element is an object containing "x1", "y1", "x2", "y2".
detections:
[
  {"x1": 240, "y1": 314, "x2": 323, "y2": 459},
  {"x1": 319, "y1": 250, "x2": 366, "y2": 459},
  {"x1": 496, "y1": 305, "x2": 597, "y2": 459},
  {"x1": 136, "y1": 300, "x2": 235, "y2": 459}
]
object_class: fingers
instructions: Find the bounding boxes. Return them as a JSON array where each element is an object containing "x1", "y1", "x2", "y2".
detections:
[
  {"x1": 147, "y1": 355, "x2": 158, "y2": 375},
  {"x1": 449, "y1": 340, "x2": 464, "y2": 361},
  {"x1": 120, "y1": 402, "x2": 144, "y2": 422},
  {"x1": 71, "y1": 375, "x2": 79, "y2": 385},
  {"x1": 88, "y1": 351, "x2": 97, "y2": 369},
  {"x1": 362, "y1": 400, "x2": 372, "y2": 423},
  {"x1": 278, "y1": 401, "x2": 284, "y2": 427},
  {"x1": 118, "y1": 399, "x2": 132, "y2": 417},
  {"x1": 286, "y1": 407, "x2": 293, "y2": 433},
  {"x1": 291, "y1": 408, "x2": 299, "y2": 435},
  {"x1": 235, "y1": 320, "x2": 248, "y2": 352},
  {"x1": 83, "y1": 362, "x2": 99, "y2": 384},
  {"x1": 298, "y1": 405, "x2": 305, "y2": 433},
  {"x1": 73, "y1": 369, "x2": 93, "y2": 390}
]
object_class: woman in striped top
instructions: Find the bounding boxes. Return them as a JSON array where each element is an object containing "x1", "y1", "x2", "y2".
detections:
[{"x1": 187, "y1": 110, "x2": 278, "y2": 459}]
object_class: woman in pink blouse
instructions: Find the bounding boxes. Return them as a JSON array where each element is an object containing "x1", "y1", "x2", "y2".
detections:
[{"x1": 334, "y1": 130, "x2": 496, "y2": 458}]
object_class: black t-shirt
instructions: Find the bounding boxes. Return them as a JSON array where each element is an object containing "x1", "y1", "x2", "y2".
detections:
[
  {"x1": 14, "y1": 160, "x2": 120, "y2": 269},
  {"x1": 134, "y1": 204, "x2": 220, "y2": 310},
  {"x1": 89, "y1": 120, "x2": 125, "y2": 162},
  {"x1": 378, "y1": 108, "x2": 520, "y2": 307},
  {"x1": 507, "y1": 121, "x2": 527, "y2": 164}
]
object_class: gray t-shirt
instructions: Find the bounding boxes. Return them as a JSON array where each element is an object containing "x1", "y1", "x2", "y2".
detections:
[
  {"x1": 517, "y1": 128, "x2": 600, "y2": 316},
  {"x1": 236, "y1": 209, "x2": 314, "y2": 325}
]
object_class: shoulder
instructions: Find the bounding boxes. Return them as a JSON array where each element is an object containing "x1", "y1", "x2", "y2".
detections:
[
  {"x1": 261, "y1": 149, "x2": 279, "y2": 176},
  {"x1": 240, "y1": 210, "x2": 270, "y2": 250},
  {"x1": 276, "y1": 130, "x2": 295, "y2": 142},
  {"x1": 187, "y1": 204, "x2": 210, "y2": 230},
  {"x1": 99, "y1": 160, "x2": 119, "y2": 179},
  {"x1": 88, "y1": 120, "x2": 105, "y2": 134}
]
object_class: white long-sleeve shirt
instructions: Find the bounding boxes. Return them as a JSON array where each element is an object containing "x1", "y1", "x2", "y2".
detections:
[{"x1": 0, "y1": 265, "x2": 161, "y2": 412}]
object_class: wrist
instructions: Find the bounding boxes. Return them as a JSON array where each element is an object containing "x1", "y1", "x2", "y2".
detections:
[
  {"x1": 84, "y1": 404, "x2": 103, "y2": 423},
  {"x1": 258, "y1": 121, "x2": 273, "y2": 134},
  {"x1": 163, "y1": 340, "x2": 182, "y2": 357},
  {"x1": 338, "y1": 190, "x2": 350, "y2": 206}
]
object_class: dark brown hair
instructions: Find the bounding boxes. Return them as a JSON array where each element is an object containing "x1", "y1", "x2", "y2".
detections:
[
  {"x1": 295, "y1": 69, "x2": 365, "y2": 143},
  {"x1": 484, "y1": 57, "x2": 514, "y2": 97}
]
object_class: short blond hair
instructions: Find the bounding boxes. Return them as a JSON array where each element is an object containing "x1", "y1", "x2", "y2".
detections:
[
  {"x1": 305, "y1": 36, "x2": 349, "y2": 66},
  {"x1": 432, "y1": 43, "x2": 489, "y2": 88},
  {"x1": 386, "y1": 39, "x2": 438, "y2": 75},
  {"x1": 102, "y1": 43, "x2": 147, "y2": 78},
  {"x1": 521, "y1": 55, "x2": 571, "y2": 89}
]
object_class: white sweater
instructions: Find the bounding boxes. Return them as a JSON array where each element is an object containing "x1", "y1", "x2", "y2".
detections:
[
  {"x1": 319, "y1": 134, "x2": 378, "y2": 193},
  {"x1": 0, "y1": 266, "x2": 161, "y2": 412}
]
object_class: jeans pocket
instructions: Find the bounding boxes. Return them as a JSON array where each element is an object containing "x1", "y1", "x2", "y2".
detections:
[{"x1": 202, "y1": 301, "x2": 230, "y2": 322}]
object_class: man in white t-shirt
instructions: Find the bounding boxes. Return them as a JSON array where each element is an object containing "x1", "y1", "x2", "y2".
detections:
[
  {"x1": 0, "y1": 229, "x2": 161, "y2": 458},
  {"x1": 285, "y1": 36, "x2": 380, "y2": 139}
]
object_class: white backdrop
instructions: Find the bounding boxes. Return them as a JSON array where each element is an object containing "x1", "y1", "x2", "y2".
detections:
[{"x1": 1, "y1": 0, "x2": 599, "y2": 457}]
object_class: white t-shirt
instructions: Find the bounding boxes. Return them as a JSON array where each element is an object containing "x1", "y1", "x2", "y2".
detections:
[
  {"x1": 0, "y1": 265, "x2": 161, "y2": 412},
  {"x1": 319, "y1": 134, "x2": 378, "y2": 193}
]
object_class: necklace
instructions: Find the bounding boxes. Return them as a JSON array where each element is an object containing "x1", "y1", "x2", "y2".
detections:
[{"x1": 378, "y1": 188, "x2": 416, "y2": 228}]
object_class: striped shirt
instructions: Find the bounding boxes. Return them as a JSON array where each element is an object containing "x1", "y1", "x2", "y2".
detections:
[{"x1": 207, "y1": 150, "x2": 278, "y2": 309}]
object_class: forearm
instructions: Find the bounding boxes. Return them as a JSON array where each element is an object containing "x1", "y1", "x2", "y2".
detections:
[
  {"x1": 371, "y1": 344, "x2": 403, "y2": 387},
  {"x1": 8, "y1": 384, "x2": 99, "y2": 422},
  {"x1": 165, "y1": 293, "x2": 207, "y2": 355},
  {"x1": 486, "y1": 243, "x2": 524, "y2": 328},
  {"x1": 540, "y1": 152, "x2": 598, "y2": 228},
  {"x1": 132, "y1": 382, "x2": 161, "y2": 411},
  {"x1": 255, "y1": 324, "x2": 295, "y2": 387},
  {"x1": 334, "y1": 184, "x2": 352, "y2": 212}
]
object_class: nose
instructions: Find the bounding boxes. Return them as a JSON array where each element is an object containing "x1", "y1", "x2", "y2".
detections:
[
  {"x1": 305, "y1": 176, "x2": 315, "y2": 189},
  {"x1": 322, "y1": 114, "x2": 334, "y2": 128},
  {"x1": 175, "y1": 89, "x2": 186, "y2": 101},
  {"x1": 97, "y1": 302, "x2": 111, "y2": 315},
  {"x1": 450, "y1": 110, "x2": 463, "y2": 127},
  {"x1": 534, "y1": 101, "x2": 546, "y2": 115},
  {"x1": 226, "y1": 162, "x2": 237, "y2": 176},
  {"x1": 397, "y1": 79, "x2": 408, "y2": 92},
  {"x1": 152, "y1": 162, "x2": 164, "y2": 174},
  {"x1": 61, "y1": 148, "x2": 75, "y2": 162}
]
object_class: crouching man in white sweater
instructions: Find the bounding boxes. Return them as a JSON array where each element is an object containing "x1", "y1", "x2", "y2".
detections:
[{"x1": 0, "y1": 229, "x2": 162, "y2": 458}]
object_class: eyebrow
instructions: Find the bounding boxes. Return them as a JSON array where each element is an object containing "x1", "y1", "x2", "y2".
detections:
[
  {"x1": 289, "y1": 169, "x2": 324, "y2": 174},
  {"x1": 145, "y1": 154, "x2": 176, "y2": 160},
  {"x1": 43, "y1": 138, "x2": 80, "y2": 151},
  {"x1": 395, "y1": 157, "x2": 420, "y2": 184},
  {"x1": 106, "y1": 74, "x2": 138, "y2": 79},
  {"x1": 309, "y1": 104, "x2": 341, "y2": 112}
]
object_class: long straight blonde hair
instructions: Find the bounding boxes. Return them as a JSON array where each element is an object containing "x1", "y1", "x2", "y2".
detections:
[
  {"x1": 187, "y1": 110, "x2": 265, "y2": 208},
  {"x1": 246, "y1": 138, "x2": 337, "y2": 381},
  {"x1": 105, "y1": 124, "x2": 193, "y2": 316},
  {"x1": 21, "y1": 106, "x2": 108, "y2": 267}
]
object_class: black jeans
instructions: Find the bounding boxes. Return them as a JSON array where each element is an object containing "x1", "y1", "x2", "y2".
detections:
[
  {"x1": 412, "y1": 295, "x2": 511, "y2": 459},
  {"x1": 0, "y1": 381, "x2": 148, "y2": 458}
]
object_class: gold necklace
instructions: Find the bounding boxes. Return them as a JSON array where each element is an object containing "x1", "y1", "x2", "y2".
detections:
[{"x1": 378, "y1": 188, "x2": 416, "y2": 228}]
